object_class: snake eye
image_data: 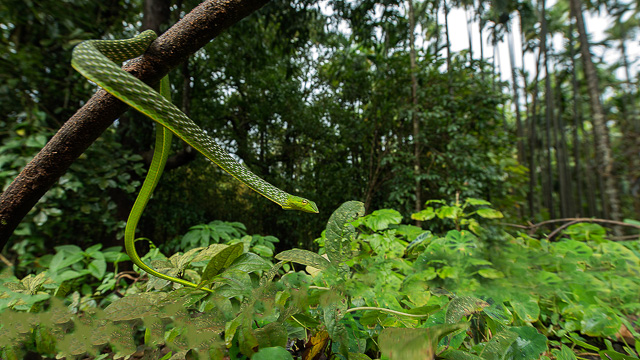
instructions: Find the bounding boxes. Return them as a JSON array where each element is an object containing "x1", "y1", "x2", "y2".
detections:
[{"x1": 302, "y1": 199, "x2": 308, "y2": 204}]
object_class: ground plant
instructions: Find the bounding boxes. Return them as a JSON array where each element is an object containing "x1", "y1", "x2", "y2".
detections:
[{"x1": 1, "y1": 199, "x2": 638, "y2": 359}]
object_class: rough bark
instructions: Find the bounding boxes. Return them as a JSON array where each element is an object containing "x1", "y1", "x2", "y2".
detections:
[
  {"x1": 507, "y1": 29, "x2": 524, "y2": 164},
  {"x1": 540, "y1": 0, "x2": 555, "y2": 219},
  {"x1": 0, "y1": 0, "x2": 271, "y2": 248},
  {"x1": 408, "y1": 0, "x2": 421, "y2": 225},
  {"x1": 569, "y1": 0, "x2": 622, "y2": 224}
]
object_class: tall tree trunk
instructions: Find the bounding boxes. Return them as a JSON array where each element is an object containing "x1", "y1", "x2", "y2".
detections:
[
  {"x1": 569, "y1": 0, "x2": 622, "y2": 223},
  {"x1": 465, "y1": 4, "x2": 474, "y2": 61},
  {"x1": 554, "y1": 83, "x2": 573, "y2": 217},
  {"x1": 568, "y1": 21, "x2": 586, "y2": 216},
  {"x1": 142, "y1": 0, "x2": 171, "y2": 33},
  {"x1": 444, "y1": 0, "x2": 453, "y2": 86},
  {"x1": 408, "y1": 0, "x2": 421, "y2": 224},
  {"x1": 540, "y1": 0, "x2": 555, "y2": 219},
  {"x1": 507, "y1": 29, "x2": 524, "y2": 164}
]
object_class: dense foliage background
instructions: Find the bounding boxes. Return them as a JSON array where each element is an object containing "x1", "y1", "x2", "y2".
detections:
[{"x1": 1, "y1": 0, "x2": 639, "y2": 358}]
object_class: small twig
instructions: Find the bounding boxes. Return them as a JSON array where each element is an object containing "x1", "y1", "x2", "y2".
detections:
[{"x1": 0, "y1": 253, "x2": 13, "y2": 267}]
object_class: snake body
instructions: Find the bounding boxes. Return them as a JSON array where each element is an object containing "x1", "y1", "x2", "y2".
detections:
[{"x1": 72, "y1": 30, "x2": 318, "y2": 291}]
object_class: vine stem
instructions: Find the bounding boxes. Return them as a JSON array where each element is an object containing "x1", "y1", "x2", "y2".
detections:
[{"x1": 345, "y1": 306, "x2": 429, "y2": 318}]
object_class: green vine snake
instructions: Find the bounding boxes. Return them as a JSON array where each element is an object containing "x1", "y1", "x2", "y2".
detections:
[{"x1": 72, "y1": 30, "x2": 318, "y2": 292}]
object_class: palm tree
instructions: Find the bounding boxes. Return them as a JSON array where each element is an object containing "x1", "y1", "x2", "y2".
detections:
[{"x1": 568, "y1": 0, "x2": 622, "y2": 223}]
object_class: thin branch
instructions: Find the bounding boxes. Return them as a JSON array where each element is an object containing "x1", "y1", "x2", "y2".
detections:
[
  {"x1": 501, "y1": 217, "x2": 640, "y2": 241},
  {"x1": 0, "y1": 0, "x2": 270, "y2": 249}
]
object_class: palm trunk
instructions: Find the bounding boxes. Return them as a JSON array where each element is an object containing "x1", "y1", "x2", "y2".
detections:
[
  {"x1": 507, "y1": 29, "x2": 524, "y2": 164},
  {"x1": 540, "y1": 0, "x2": 555, "y2": 219},
  {"x1": 408, "y1": 0, "x2": 421, "y2": 223},
  {"x1": 568, "y1": 21, "x2": 586, "y2": 216},
  {"x1": 569, "y1": 0, "x2": 622, "y2": 224}
]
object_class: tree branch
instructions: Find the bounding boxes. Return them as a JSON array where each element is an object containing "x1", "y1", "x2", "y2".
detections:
[
  {"x1": 0, "y1": 0, "x2": 270, "y2": 248},
  {"x1": 500, "y1": 217, "x2": 640, "y2": 241}
]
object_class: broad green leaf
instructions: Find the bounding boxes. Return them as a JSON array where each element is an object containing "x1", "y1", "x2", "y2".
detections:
[
  {"x1": 411, "y1": 207, "x2": 437, "y2": 221},
  {"x1": 225, "y1": 317, "x2": 241, "y2": 347},
  {"x1": 553, "y1": 240, "x2": 593, "y2": 259},
  {"x1": 437, "y1": 206, "x2": 463, "y2": 220},
  {"x1": 275, "y1": 249, "x2": 331, "y2": 270},
  {"x1": 510, "y1": 295, "x2": 540, "y2": 323},
  {"x1": 483, "y1": 302, "x2": 513, "y2": 325},
  {"x1": 379, "y1": 324, "x2": 468, "y2": 360},
  {"x1": 201, "y1": 242, "x2": 244, "y2": 282},
  {"x1": 599, "y1": 350, "x2": 638, "y2": 360},
  {"x1": 477, "y1": 268, "x2": 505, "y2": 279},
  {"x1": 251, "y1": 347, "x2": 293, "y2": 360},
  {"x1": 563, "y1": 223, "x2": 606, "y2": 242},
  {"x1": 226, "y1": 253, "x2": 272, "y2": 274},
  {"x1": 104, "y1": 293, "x2": 167, "y2": 321},
  {"x1": 439, "y1": 349, "x2": 484, "y2": 360},
  {"x1": 348, "y1": 353, "x2": 373, "y2": 360},
  {"x1": 48, "y1": 251, "x2": 84, "y2": 274},
  {"x1": 478, "y1": 329, "x2": 519, "y2": 360},
  {"x1": 505, "y1": 326, "x2": 548, "y2": 360},
  {"x1": 475, "y1": 208, "x2": 504, "y2": 219},
  {"x1": 88, "y1": 259, "x2": 107, "y2": 280},
  {"x1": 54, "y1": 245, "x2": 83, "y2": 254},
  {"x1": 581, "y1": 305, "x2": 622, "y2": 338},
  {"x1": 357, "y1": 209, "x2": 402, "y2": 231},
  {"x1": 405, "y1": 231, "x2": 435, "y2": 254},
  {"x1": 325, "y1": 201, "x2": 365, "y2": 265},
  {"x1": 465, "y1": 198, "x2": 492, "y2": 206},
  {"x1": 551, "y1": 345, "x2": 577, "y2": 360},
  {"x1": 254, "y1": 322, "x2": 288, "y2": 348},
  {"x1": 623, "y1": 219, "x2": 640, "y2": 227},
  {"x1": 446, "y1": 296, "x2": 488, "y2": 324}
]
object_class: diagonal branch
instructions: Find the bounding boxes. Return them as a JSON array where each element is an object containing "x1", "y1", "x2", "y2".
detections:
[{"x1": 0, "y1": 0, "x2": 270, "y2": 248}]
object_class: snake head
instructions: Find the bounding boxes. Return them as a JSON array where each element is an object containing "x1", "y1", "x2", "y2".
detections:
[{"x1": 283, "y1": 195, "x2": 319, "y2": 213}]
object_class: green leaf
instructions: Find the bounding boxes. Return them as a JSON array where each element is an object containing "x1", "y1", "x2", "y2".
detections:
[
  {"x1": 505, "y1": 326, "x2": 548, "y2": 360},
  {"x1": 510, "y1": 294, "x2": 540, "y2": 323},
  {"x1": 226, "y1": 253, "x2": 272, "y2": 274},
  {"x1": 88, "y1": 258, "x2": 107, "y2": 280},
  {"x1": 251, "y1": 347, "x2": 293, "y2": 360},
  {"x1": 348, "y1": 353, "x2": 373, "y2": 360},
  {"x1": 446, "y1": 296, "x2": 489, "y2": 324},
  {"x1": 379, "y1": 324, "x2": 468, "y2": 360},
  {"x1": 623, "y1": 219, "x2": 640, "y2": 227},
  {"x1": 465, "y1": 198, "x2": 492, "y2": 206},
  {"x1": 254, "y1": 322, "x2": 288, "y2": 348},
  {"x1": 552, "y1": 345, "x2": 577, "y2": 360},
  {"x1": 439, "y1": 349, "x2": 484, "y2": 360},
  {"x1": 411, "y1": 207, "x2": 437, "y2": 221},
  {"x1": 325, "y1": 201, "x2": 365, "y2": 265},
  {"x1": 275, "y1": 249, "x2": 332, "y2": 270},
  {"x1": 478, "y1": 329, "x2": 519, "y2": 360},
  {"x1": 357, "y1": 209, "x2": 402, "y2": 231},
  {"x1": 581, "y1": 305, "x2": 622, "y2": 338},
  {"x1": 475, "y1": 208, "x2": 504, "y2": 219},
  {"x1": 201, "y1": 242, "x2": 244, "y2": 282},
  {"x1": 477, "y1": 268, "x2": 505, "y2": 279},
  {"x1": 563, "y1": 223, "x2": 606, "y2": 242},
  {"x1": 437, "y1": 206, "x2": 463, "y2": 220},
  {"x1": 598, "y1": 350, "x2": 639, "y2": 360},
  {"x1": 483, "y1": 302, "x2": 513, "y2": 325},
  {"x1": 104, "y1": 293, "x2": 167, "y2": 321},
  {"x1": 553, "y1": 240, "x2": 593, "y2": 259}
]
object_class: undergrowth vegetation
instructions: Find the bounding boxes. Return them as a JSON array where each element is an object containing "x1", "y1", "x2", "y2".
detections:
[{"x1": 1, "y1": 199, "x2": 639, "y2": 359}]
